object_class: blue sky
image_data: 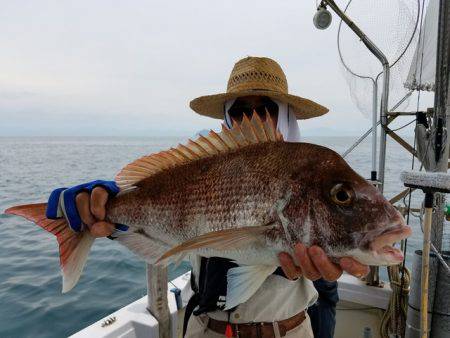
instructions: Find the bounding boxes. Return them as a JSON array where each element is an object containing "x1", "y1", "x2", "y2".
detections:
[{"x1": 0, "y1": 0, "x2": 433, "y2": 137}]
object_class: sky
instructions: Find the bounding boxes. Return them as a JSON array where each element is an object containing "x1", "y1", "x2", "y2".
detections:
[{"x1": 0, "y1": 0, "x2": 434, "y2": 137}]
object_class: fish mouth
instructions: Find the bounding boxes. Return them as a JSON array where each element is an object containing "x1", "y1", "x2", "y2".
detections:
[{"x1": 360, "y1": 221, "x2": 412, "y2": 265}]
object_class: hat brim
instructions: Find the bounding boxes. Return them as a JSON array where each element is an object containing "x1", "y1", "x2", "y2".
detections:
[{"x1": 190, "y1": 90, "x2": 329, "y2": 120}]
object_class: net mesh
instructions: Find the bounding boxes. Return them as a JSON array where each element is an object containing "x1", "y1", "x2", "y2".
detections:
[{"x1": 337, "y1": 0, "x2": 421, "y2": 118}]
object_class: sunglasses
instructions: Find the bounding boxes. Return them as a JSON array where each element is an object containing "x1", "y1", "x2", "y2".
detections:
[{"x1": 227, "y1": 96, "x2": 279, "y2": 123}]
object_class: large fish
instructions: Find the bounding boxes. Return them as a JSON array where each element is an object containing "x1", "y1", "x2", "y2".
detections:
[{"x1": 5, "y1": 113, "x2": 411, "y2": 309}]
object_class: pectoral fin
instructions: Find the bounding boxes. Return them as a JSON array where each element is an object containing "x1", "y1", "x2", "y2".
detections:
[
  {"x1": 225, "y1": 265, "x2": 278, "y2": 310},
  {"x1": 156, "y1": 225, "x2": 274, "y2": 264}
]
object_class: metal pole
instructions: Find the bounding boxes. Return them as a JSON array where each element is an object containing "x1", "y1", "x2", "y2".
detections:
[
  {"x1": 323, "y1": 0, "x2": 390, "y2": 192},
  {"x1": 371, "y1": 80, "x2": 378, "y2": 180},
  {"x1": 342, "y1": 121, "x2": 381, "y2": 158},
  {"x1": 430, "y1": 0, "x2": 450, "y2": 252},
  {"x1": 378, "y1": 72, "x2": 390, "y2": 193},
  {"x1": 428, "y1": 1, "x2": 450, "y2": 336},
  {"x1": 342, "y1": 91, "x2": 413, "y2": 159},
  {"x1": 391, "y1": 90, "x2": 414, "y2": 113},
  {"x1": 147, "y1": 264, "x2": 171, "y2": 338},
  {"x1": 420, "y1": 194, "x2": 434, "y2": 338}
]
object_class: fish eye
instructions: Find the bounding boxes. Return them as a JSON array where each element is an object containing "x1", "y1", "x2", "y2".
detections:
[{"x1": 330, "y1": 183, "x2": 354, "y2": 206}]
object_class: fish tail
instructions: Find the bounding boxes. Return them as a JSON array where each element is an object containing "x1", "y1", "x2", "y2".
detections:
[{"x1": 4, "y1": 203, "x2": 94, "y2": 293}]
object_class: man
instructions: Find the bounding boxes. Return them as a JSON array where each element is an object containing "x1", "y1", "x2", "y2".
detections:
[{"x1": 47, "y1": 56, "x2": 369, "y2": 337}]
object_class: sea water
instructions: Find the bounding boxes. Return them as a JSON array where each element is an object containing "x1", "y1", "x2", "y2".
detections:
[{"x1": 0, "y1": 136, "x2": 448, "y2": 338}]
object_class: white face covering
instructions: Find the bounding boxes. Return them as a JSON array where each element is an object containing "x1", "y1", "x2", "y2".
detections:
[{"x1": 224, "y1": 98, "x2": 301, "y2": 142}]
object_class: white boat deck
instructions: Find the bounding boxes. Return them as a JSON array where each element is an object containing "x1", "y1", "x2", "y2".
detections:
[{"x1": 71, "y1": 272, "x2": 392, "y2": 338}]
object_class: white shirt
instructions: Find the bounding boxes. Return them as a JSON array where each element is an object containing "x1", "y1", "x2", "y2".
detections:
[{"x1": 190, "y1": 99, "x2": 318, "y2": 323}]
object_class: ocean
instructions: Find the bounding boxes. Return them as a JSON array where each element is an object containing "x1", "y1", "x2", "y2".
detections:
[{"x1": 0, "y1": 135, "x2": 448, "y2": 338}]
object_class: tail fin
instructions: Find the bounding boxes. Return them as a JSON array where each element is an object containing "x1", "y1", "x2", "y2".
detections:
[{"x1": 4, "y1": 203, "x2": 94, "y2": 293}]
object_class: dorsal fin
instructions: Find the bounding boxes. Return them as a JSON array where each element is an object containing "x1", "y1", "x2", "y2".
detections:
[{"x1": 115, "y1": 112, "x2": 283, "y2": 190}]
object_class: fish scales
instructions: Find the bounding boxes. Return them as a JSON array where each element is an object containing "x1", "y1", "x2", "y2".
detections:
[{"x1": 106, "y1": 142, "x2": 293, "y2": 262}]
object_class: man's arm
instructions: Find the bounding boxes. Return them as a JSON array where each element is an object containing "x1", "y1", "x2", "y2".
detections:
[{"x1": 62, "y1": 186, "x2": 369, "y2": 281}]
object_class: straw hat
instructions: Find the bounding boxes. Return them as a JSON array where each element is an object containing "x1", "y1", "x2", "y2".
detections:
[{"x1": 190, "y1": 56, "x2": 328, "y2": 119}]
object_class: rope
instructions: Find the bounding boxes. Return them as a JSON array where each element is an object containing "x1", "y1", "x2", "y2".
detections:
[
  {"x1": 380, "y1": 264, "x2": 411, "y2": 337},
  {"x1": 389, "y1": 118, "x2": 417, "y2": 132}
]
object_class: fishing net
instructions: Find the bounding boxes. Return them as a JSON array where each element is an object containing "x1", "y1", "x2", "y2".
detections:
[
  {"x1": 336, "y1": 2, "x2": 422, "y2": 337},
  {"x1": 337, "y1": 0, "x2": 421, "y2": 117}
]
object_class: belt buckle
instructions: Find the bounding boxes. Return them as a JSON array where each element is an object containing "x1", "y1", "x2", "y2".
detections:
[{"x1": 235, "y1": 321, "x2": 267, "y2": 338}]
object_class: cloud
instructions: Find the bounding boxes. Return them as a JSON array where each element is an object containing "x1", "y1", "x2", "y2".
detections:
[{"x1": 0, "y1": 0, "x2": 427, "y2": 136}]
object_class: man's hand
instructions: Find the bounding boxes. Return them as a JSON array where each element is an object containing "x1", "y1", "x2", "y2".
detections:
[
  {"x1": 75, "y1": 187, "x2": 115, "y2": 237},
  {"x1": 47, "y1": 181, "x2": 117, "y2": 238},
  {"x1": 278, "y1": 244, "x2": 369, "y2": 281}
]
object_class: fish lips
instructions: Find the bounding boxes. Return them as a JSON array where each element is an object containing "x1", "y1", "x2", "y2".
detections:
[{"x1": 359, "y1": 221, "x2": 412, "y2": 264}]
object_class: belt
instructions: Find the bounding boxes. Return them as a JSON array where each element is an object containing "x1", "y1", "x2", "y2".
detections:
[{"x1": 206, "y1": 310, "x2": 306, "y2": 338}]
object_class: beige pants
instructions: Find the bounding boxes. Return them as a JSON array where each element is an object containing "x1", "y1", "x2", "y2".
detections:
[{"x1": 185, "y1": 313, "x2": 314, "y2": 338}]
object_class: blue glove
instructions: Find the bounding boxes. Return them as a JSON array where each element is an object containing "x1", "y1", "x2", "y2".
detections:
[{"x1": 46, "y1": 180, "x2": 120, "y2": 232}]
